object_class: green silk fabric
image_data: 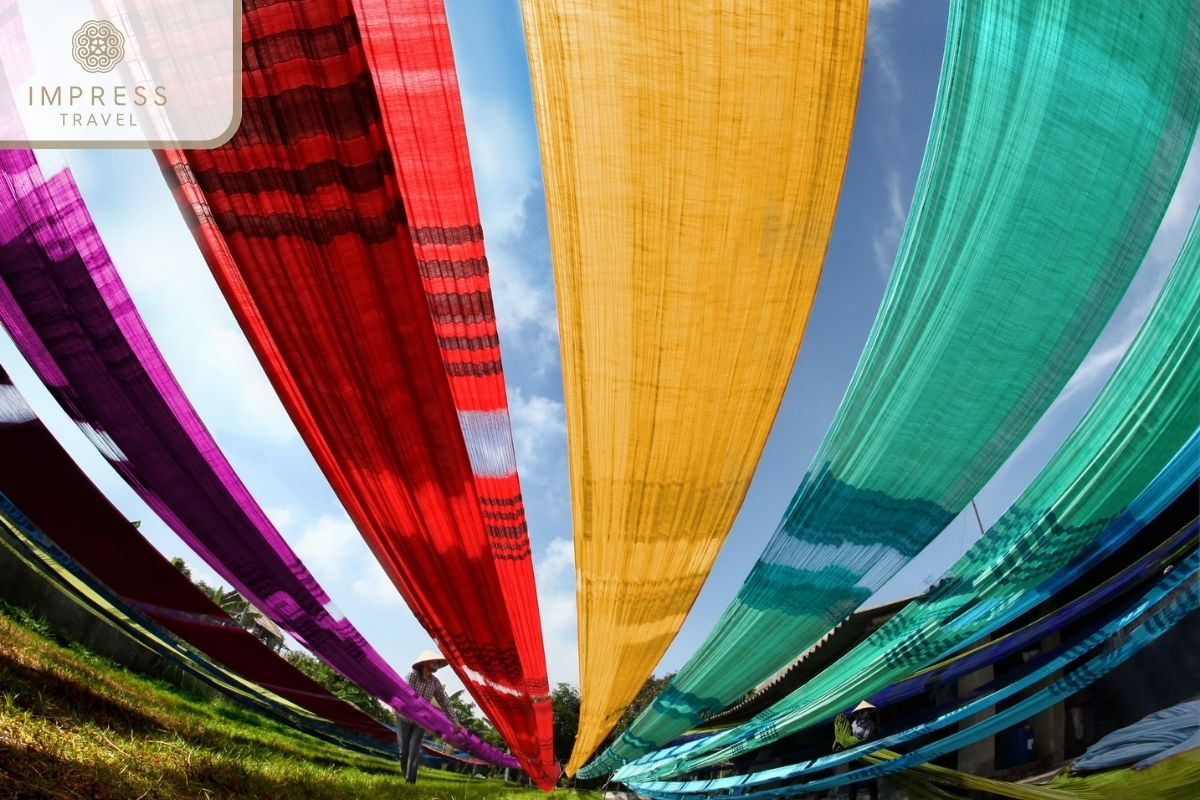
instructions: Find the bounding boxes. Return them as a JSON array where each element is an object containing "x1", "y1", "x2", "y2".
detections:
[
  {"x1": 581, "y1": 0, "x2": 1200, "y2": 777},
  {"x1": 617, "y1": 210, "x2": 1200, "y2": 781}
]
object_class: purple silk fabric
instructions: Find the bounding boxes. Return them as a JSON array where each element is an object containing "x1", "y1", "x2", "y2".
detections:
[{"x1": 0, "y1": 149, "x2": 516, "y2": 768}]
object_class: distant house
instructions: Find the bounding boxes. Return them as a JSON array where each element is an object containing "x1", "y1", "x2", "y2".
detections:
[{"x1": 221, "y1": 590, "x2": 286, "y2": 653}]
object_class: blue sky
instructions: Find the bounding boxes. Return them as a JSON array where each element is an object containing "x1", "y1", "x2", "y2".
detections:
[{"x1": 3, "y1": 0, "x2": 1197, "y2": 708}]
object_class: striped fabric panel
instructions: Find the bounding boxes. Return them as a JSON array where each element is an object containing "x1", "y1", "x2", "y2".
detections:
[
  {"x1": 159, "y1": 0, "x2": 551, "y2": 783},
  {"x1": 0, "y1": 144, "x2": 513, "y2": 766},
  {"x1": 347, "y1": 3, "x2": 552, "y2": 782},
  {"x1": 0, "y1": 368, "x2": 397, "y2": 743},
  {"x1": 629, "y1": 557, "x2": 1200, "y2": 798},
  {"x1": 587, "y1": 0, "x2": 1200, "y2": 776}
]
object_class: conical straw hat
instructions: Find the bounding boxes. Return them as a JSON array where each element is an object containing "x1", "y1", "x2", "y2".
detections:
[{"x1": 413, "y1": 649, "x2": 448, "y2": 671}]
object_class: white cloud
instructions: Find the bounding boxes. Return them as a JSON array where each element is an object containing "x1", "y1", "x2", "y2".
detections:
[
  {"x1": 64, "y1": 150, "x2": 300, "y2": 448},
  {"x1": 535, "y1": 537, "x2": 578, "y2": 685},
  {"x1": 489, "y1": 236, "x2": 559, "y2": 351},
  {"x1": 188, "y1": 324, "x2": 299, "y2": 444},
  {"x1": 866, "y1": 2, "x2": 904, "y2": 105},
  {"x1": 866, "y1": 0, "x2": 908, "y2": 279},
  {"x1": 1053, "y1": 336, "x2": 1133, "y2": 409},
  {"x1": 264, "y1": 505, "x2": 297, "y2": 533},
  {"x1": 460, "y1": 93, "x2": 538, "y2": 242},
  {"x1": 284, "y1": 509, "x2": 408, "y2": 609},
  {"x1": 997, "y1": 144, "x2": 1200, "y2": 473},
  {"x1": 458, "y1": 92, "x2": 561, "y2": 373},
  {"x1": 1055, "y1": 144, "x2": 1200, "y2": 407},
  {"x1": 352, "y1": 558, "x2": 406, "y2": 608},
  {"x1": 1145, "y1": 139, "x2": 1200, "y2": 276},
  {"x1": 293, "y1": 514, "x2": 360, "y2": 581},
  {"x1": 507, "y1": 388, "x2": 565, "y2": 476},
  {"x1": 872, "y1": 169, "x2": 906, "y2": 277}
]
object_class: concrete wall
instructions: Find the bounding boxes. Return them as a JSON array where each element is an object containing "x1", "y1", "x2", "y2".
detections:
[{"x1": 0, "y1": 534, "x2": 220, "y2": 701}]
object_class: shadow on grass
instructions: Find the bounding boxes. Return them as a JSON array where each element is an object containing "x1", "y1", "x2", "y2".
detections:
[
  {"x1": 0, "y1": 649, "x2": 165, "y2": 736},
  {"x1": 0, "y1": 739, "x2": 157, "y2": 800},
  {"x1": 0, "y1": 737, "x2": 412, "y2": 800},
  {"x1": 0, "y1": 610, "x2": 557, "y2": 799},
  {"x1": 0, "y1": 636, "x2": 399, "y2": 781}
]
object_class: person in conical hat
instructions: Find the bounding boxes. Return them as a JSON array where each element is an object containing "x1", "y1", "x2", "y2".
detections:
[
  {"x1": 848, "y1": 700, "x2": 880, "y2": 800},
  {"x1": 413, "y1": 649, "x2": 449, "y2": 672},
  {"x1": 396, "y1": 648, "x2": 462, "y2": 784}
]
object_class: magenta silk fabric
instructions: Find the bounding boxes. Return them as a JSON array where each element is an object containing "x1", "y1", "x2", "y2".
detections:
[{"x1": 0, "y1": 149, "x2": 516, "y2": 767}]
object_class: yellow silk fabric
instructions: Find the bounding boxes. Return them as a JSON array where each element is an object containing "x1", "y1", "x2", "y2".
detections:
[{"x1": 521, "y1": 1, "x2": 868, "y2": 774}]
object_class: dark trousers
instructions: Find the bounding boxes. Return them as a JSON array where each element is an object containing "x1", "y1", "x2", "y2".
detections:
[
  {"x1": 848, "y1": 777, "x2": 878, "y2": 800},
  {"x1": 397, "y1": 720, "x2": 425, "y2": 782}
]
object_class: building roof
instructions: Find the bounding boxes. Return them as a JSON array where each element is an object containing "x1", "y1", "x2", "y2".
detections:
[{"x1": 704, "y1": 594, "x2": 914, "y2": 727}]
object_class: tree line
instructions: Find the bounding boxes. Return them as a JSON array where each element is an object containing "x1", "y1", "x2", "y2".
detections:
[
  {"x1": 551, "y1": 673, "x2": 675, "y2": 768},
  {"x1": 171, "y1": 556, "x2": 673, "y2": 772}
]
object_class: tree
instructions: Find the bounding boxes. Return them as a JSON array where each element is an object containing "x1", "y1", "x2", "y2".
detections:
[
  {"x1": 284, "y1": 650, "x2": 392, "y2": 725},
  {"x1": 448, "y1": 690, "x2": 506, "y2": 748},
  {"x1": 547, "y1": 675, "x2": 674, "y2": 768},
  {"x1": 551, "y1": 682, "x2": 580, "y2": 765},
  {"x1": 169, "y1": 556, "x2": 224, "y2": 605},
  {"x1": 613, "y1": 672, "x2": 675, "y2": 737},
  {"x1": 169, "y1": 556, "x2": 191, "y2": 580}
]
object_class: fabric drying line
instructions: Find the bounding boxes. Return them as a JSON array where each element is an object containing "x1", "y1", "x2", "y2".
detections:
[
  {"x1": 629, "y1": 556, "x2": 1199, "y2": 798},
  {"x1": 159, "y1": 0, "x2": 554, "y2": 783},
  {"x1": 520, "y1": 0, "x2": 869, "y2": 772},
  {"x1": 590, "y1": 0, "x2": 1200, "y2": 775},
  {"x1": 0, "y1": 497, "x2": 402, "y2": 761},
  {"x1": 0, "y1": 368, "x2": 411, "y2": 747},
  {"x1": 0, "y1": 147, "x2": 512, "y2": 767},
  {"x1": 616, "y1": 209, "x2": 1200, "y2": 781}
]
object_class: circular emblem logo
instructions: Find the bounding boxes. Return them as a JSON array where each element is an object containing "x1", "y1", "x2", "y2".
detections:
[{"x1": 71, "y1": 20, "x2": 125, "y2": 74}]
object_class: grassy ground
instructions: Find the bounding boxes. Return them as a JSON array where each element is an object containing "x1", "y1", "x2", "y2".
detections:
[{"x1": 0, "y1": 602, "x2": 594, "y2": 800}]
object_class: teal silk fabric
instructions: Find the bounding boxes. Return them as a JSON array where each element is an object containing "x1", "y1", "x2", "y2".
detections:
[
  {"x1": 616, "y1": 212, "x2": 1200, "y2": 781},
  {"x1": 583, "y1": 0, "x2": 1200, "y2": 777}
]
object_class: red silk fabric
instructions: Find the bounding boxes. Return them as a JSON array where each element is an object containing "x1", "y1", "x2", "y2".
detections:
[
  {"x1": 349, "y1": 0, "x2": 553, "y2": 776},
  {"x1": 161, "y1": 0, "x2": 553, "y2": 785}
]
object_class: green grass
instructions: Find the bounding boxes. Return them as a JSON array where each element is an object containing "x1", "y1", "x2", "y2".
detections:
[{"x1": 0, "y1": 602, "x2": 595, "y2": 800}]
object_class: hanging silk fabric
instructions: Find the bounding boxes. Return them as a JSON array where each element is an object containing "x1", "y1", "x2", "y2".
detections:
[
  {"x1": 0, "y1": 1, "x2": 511, "y2": 766},
  {"x1": 628, "y1": 520, "x2": 1200, "y2": 786},
  {"x1": 586, "y1": 0, "x2": 1200, "y2": 777},
  {"x1": 0, "y1": 149, "x2": 512, "y2": 767},
  {"x1": 868, "y1": 513, "x2": 1197, "y2": 710},
  {"x1": 0, "y1": 502, "x2": 400, "y2": 758},
  {"x1": 349, "y1": 0, "x2": 553, "y2": 772},
  {"x1": 0, "y1": 369, "x2": 398, "y2": 744},
  {"x1": 708, "y1": 510, "x2": 1197, "y2": 728},
  {"x1": 160, "y1": 0, "x2": 553, "y2": 784},
  {"x1": 624, "y1": 442, "x2": 1200, "y2": 783},
  {"x1": 616, "y1": 210, "x2": 1200, "y2": 781},
  {"x1": 628, "y1": 553, "x2": 1199, "y2": 797},
  {"x1": 520, "y1": 1, "x2": 869, "y2": 772}
]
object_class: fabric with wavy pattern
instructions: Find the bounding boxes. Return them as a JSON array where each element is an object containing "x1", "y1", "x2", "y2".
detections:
[
  {"x1": 616, "y1": 211, "x2": 1200, "y2": 781},
  {"x1": 585, "y1": 0, "x2": 1200, "y2": 776},
  {"x1": 0, "y1": 147, "x2": 515, "y2": 765}
]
